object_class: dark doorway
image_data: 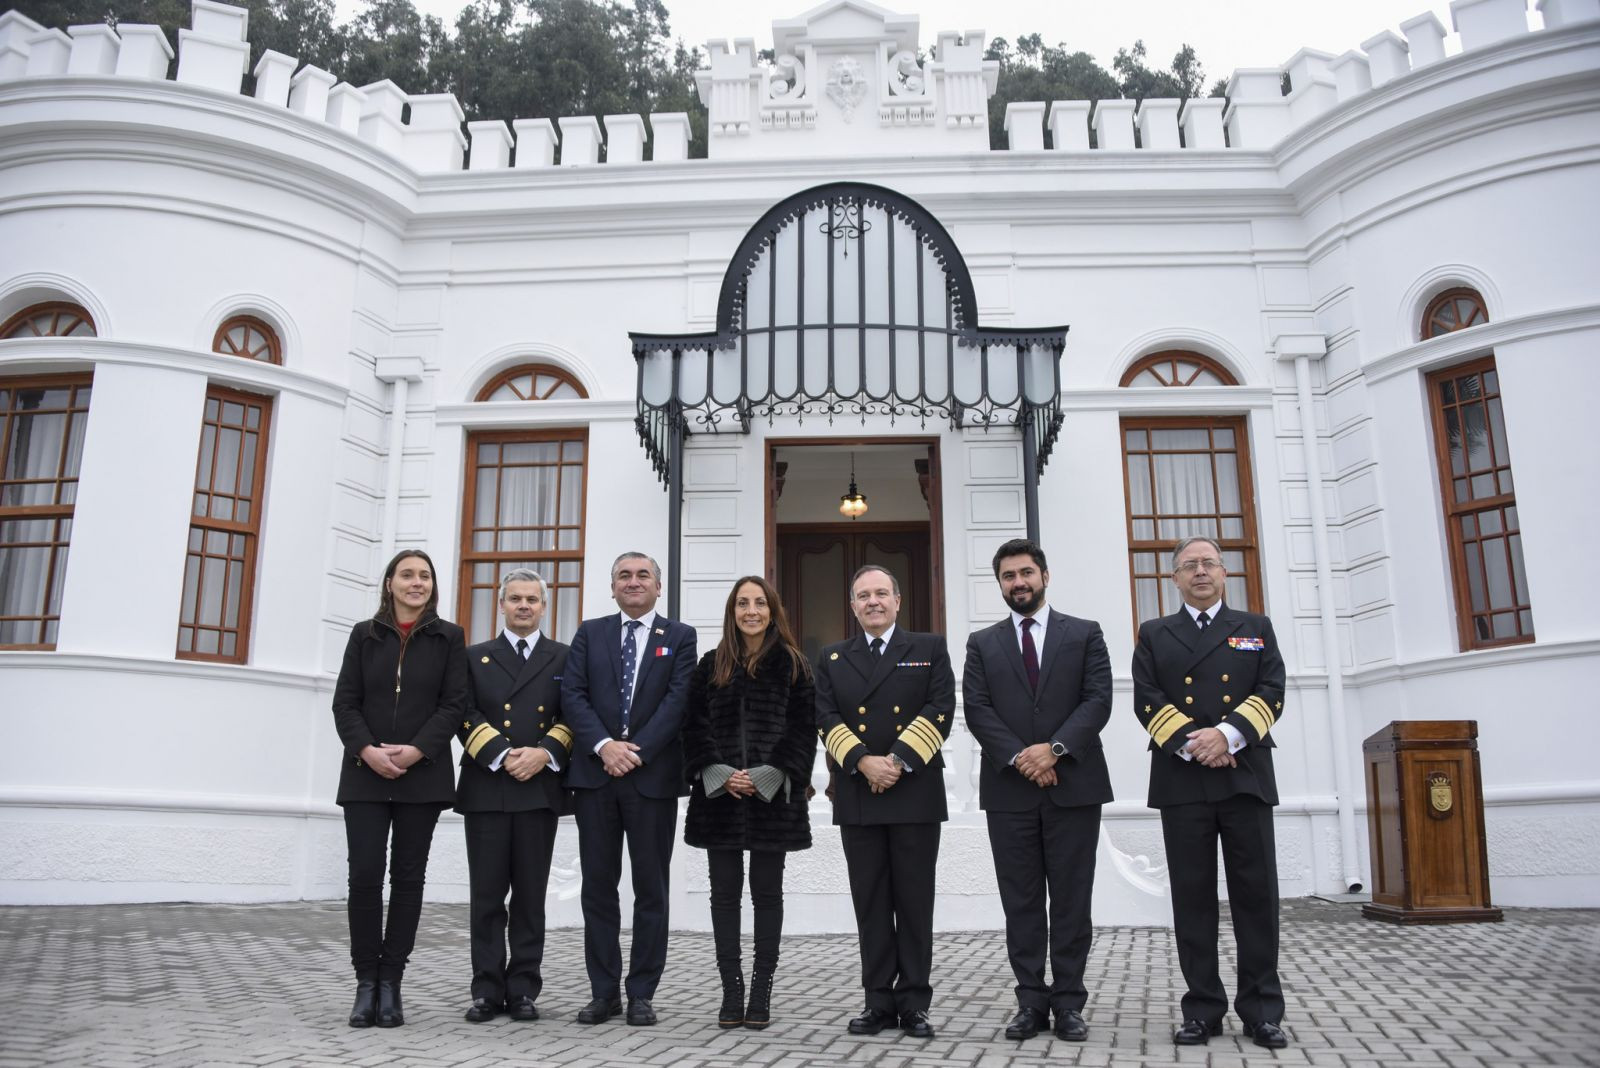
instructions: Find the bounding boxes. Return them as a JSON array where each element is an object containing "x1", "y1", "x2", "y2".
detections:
[{"x1": 777, "y1": 525, "x2": 932, "y2": 663}]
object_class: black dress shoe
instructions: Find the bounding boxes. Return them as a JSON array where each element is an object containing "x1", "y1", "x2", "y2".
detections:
[
  {"x1": 576, "y1": 997, "x2": 622, "y2": 1024},
  {"x1": 348, "y1": 973, "x2": 378, "y2": 1028},
  {"x1": 1174, "y1": 1018, "x2": 1223, "y2": 1045},
  {"x1": 1005, "y1": 1006, "x2": 1047, "y2": 1040},
  {"x1": 900, "y1": 1009, "x2": 936, "y2": 1039},
  {"x1": 1053, "y1": 1008, "x2": 1088, "y2": 1042},
  {"x1": 1244, "y1": 1020, "x2": 1289, "y2": 1048},
  {"x1": 626, "y1": 998, "x2": 656, "y2": 1026},
  {"x1": 463, "y1": 997, "x2": 501, "y2": 1023},
  {"x1": 846, "y1": 1007, "x2": 898, "y2": 1035},
  {"x1": 375, "y1": 978, "x2": 404, "y2": 1028},
  {"x1": 507, "y1": 996, "x2": 539, "y2": 1021}
]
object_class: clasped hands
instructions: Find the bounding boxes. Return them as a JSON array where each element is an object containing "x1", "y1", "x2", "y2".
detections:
[
  {"x1": 858, "y1": 754, "x2": 902, "y2": 794},
  {"x1": 722, "y1": 768, "x2": 758, "y2": 799},
  {"x1": 1014, "y1": 742, "x2": 1059, "y2": 788},
  {"x1": 360, "y1": 743, "x2": 423, "y2": 780},
  {"x1": 503, "y1": 746, "x2": 550, "y2": 781},
  {"x1": 1183, "y1": 726, "x2": 1237, "y2": 768},
  {"x1": 599, "y1": 739, "x2": 644, "y2": 778}
]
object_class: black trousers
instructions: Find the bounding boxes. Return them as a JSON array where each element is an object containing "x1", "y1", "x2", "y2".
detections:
[
  {"x1": 1160, "y1": 794, "x2": 1283, "y2": 1025},
  {"x1": 342, "y1": 801, "x2": 444, "y2": 978},
  {"x1": 986, "y1": 802, "x2": 1101, "y2": 1014},
  {"x1": 839, "y1": 821, "x2": 940, "y2": 1014},
  {"x1": 706, "y1": 849, "x2": 787, "y2": 973},
  {"x1": 572, "y1": 777, "x2": 678, "y2": 1000},
  {"x1": 463, "y1": 808, "x2": 559, "y2": 1003}
]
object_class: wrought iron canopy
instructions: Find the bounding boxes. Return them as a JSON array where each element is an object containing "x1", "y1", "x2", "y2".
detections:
[{"x1": 630, "y1": 182, "x2": 1067, "y2": 484}]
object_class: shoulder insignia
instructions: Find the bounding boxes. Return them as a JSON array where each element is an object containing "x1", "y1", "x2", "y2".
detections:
[
  {"x1": 830, "y1": 652, "x2": 839, "y2": 660},
  {"x1": 480, "y1": 656, "x2": 490, "y2": 663},
  {"x1": 1144, "y1": 705, "x2": 1152, "y2": 713},
  {"x1": 937, "y1": 714, "x2": 946, "y2": 723}
]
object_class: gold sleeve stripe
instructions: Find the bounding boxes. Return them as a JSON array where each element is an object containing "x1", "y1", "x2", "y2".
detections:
[
  {"x1": 825, "y1": 725, "x2": 863, "y2": 766},
  {"x1": 465, "y1": 723, "x2": 500, "y2": 759},
  {"x1": 544, "y1": 723, "x2": 574, "y2": 749},
  {"x1": 1147, "y1": 705, "x2": 1191, "y2": 748},
  {"x1": 1239, "y1": 697, "x2": 1275, "y2": 739},
  {"x1": 901, "y1": 718, "x2": 942, "y2": 763}
]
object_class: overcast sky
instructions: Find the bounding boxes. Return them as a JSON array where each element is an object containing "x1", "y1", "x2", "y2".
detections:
[{"x1": 340, "y1": 1, "x2": 1531, "y2": 82}]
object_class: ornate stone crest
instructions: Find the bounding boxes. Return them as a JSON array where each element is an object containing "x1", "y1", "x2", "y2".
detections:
[{"x1": 825, "y1": 56, "x2": 868, "y2": 122}]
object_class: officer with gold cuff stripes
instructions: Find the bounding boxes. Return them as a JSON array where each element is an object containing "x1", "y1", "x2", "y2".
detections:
[
  {"x1": 455, "y1": 568, "x2": 573, "y2": 1025},
  {"x1": 814, "y1": 565, "x2": 956, "y2": 1040},
  {"x1": 1132, "y1": 536, "x2": 1290, "y2": 1050}
]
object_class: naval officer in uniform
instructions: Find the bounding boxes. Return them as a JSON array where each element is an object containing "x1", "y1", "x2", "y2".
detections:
[
  {"x1": 815, "y1": 564, "x2": 955, "y2": 1040},
  {"x1": 456, "y1": 567, "x2": 573, "y2": 1023},
  {"x1": 1132, "y1": 535, "x2": 1289, "y2": 1049}
]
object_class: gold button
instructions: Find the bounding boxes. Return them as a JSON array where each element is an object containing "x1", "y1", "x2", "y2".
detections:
[
  {"x1": 895, "y1": 725, "x2": 902, "y2": 732},
  {"x1": 857, "y1": 724, "x2": 866, "y2": 732},
  {"x1": 1223, "y1": 696, "x2": 1232, "y2": 704},
  {"x1": 539, "y1": 722, "x2": 545, "y2": 729},
  {"x1": 504, "y1": 720, "x2": 512, "y2": 727},
  {"x1": 893, "y1": 706, "x2": 901, "y2": 713},
  {"x1": 504, "y1": 703, "x2": 512, "y2": 711},
  {"x1": 1185, "y1": 697, "x2": 1193, "y2": 705},
  {"x1": 1221, "y1": 674, "x2": 1230, "y2": 682},
  {"x1": 481, "y1": 656, "x2": 490, "y2": 663},
  {"x1": 1184, "y1": 676, "x2": 1192, "y2": 685},
  {"x1": 830, "y1": 652, "x2": 839, "y2": 660},
  {"x1": 858, "y1": 706, "x2": 867, "y2": 714},
  {"x1": 538, "y1": 705, "x2": 545, "y2": 713}
]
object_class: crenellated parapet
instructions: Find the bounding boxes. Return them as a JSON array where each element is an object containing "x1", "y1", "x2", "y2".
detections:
[{"x1": 0, "y1": 0, "x2": 1596, "y2": 172}]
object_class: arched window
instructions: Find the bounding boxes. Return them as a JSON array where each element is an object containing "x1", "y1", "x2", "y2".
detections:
[
  {"x1": 476, "y1": 364, "x2": 587, "y2": 402},
  {"x1": 212, "y1": 316, "x2": 282, "y2": 364},
  {"x1": 1421, "y1": 289, "x2": 1533, "y2": 648},
  {"x1": 1119, "y1": 350, "x2": 1238, "y2": 388},
  {"x1": 0, "y1": 302, "x2": 96, "y2": 339},
  {"x1": 1422, "y1": 288, "x2": 1489, "y2": 339}
]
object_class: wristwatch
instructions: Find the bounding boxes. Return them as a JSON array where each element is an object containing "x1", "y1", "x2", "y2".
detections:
[
  {"x1": 1050, "y1": 741, "x2": 1068, "y2": 757},
  {"x1": 889, "y1": 753, "x2": 907, "y2": 771}
]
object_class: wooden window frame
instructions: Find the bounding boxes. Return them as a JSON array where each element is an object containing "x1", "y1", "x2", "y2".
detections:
[
  {"x1": 0, "y1": 302, "x2": 96, "y2": 339},
  {"x1": 1119, "y1": 349, "x2": 1238, "y2": 388},
  {"x1": 458, "y1": 427, "x2": 589, "y2": 645},
  {"x1": 176, "y1": 385, "x2": 272, "y2": 663},
  {"x1": 212, "y1": 315, "x2": 283, "y2": 365},
  {"x1": 0, "y1": 373, "x2": 93, "y2": 649},
  {"x1": 1120, "y1": 414, "x2": 1264, "y2": 637},
  {"x1": 1425, "y1": 355, "x2": 1533, "y2": 651},
  {"x1": 1422, "y1": 287, "x2": 1489, "y2": 340},
  {"x1": 476, "y1": 363, "x2": 589, "y2": 402}
]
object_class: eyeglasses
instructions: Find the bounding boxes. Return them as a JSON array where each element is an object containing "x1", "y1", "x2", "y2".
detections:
[{"x1": 1175, "y1": 559, "x2": 1224, "y2": 574}]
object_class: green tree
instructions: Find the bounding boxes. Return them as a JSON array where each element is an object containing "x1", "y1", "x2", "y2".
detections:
[{"x1": 984, "y1": 33, "x2": 1119, "y2": 149}]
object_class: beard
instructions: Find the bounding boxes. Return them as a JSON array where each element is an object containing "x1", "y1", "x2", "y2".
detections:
[{"x1": 1006, "y1": 584, "x2": 1046, "y2": 616}]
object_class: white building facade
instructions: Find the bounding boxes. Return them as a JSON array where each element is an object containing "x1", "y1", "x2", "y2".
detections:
[{"x1": 1, "y1": 0, "x2": 1597, "y2": 927}]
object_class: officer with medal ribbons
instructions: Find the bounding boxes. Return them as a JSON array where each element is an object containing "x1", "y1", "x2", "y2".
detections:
[
  {"x1": 1132, "y1": 535, "x2": 1290, "y2": 1049},
  {"x1": 814, "y1": 564, "x2": 956, "y2": 1039},
  {"x1": 455, "y1": 568, "x2": 573, "y2": 1024}
]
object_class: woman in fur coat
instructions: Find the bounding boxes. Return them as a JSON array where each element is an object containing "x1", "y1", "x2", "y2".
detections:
[{"x1": 683, "y1": 575, "x2": 817, "y2": 1031}]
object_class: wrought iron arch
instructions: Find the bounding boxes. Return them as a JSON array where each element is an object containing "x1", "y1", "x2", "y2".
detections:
[{"x1": 628, "y1": 182, "x2": 1070, "y2": 613}]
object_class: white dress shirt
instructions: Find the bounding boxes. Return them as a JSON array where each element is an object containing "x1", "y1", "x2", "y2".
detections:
[
  {"x1": 1177, "y1": 600, "x2": 1245, "y2": 760},
  {"x1": 595, "y1": 608, "x2": 659, "y2": 753}
]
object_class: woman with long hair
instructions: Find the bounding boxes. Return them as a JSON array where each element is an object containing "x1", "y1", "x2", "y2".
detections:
[
  {"x1": 682, "y1": 575, "x2": 817, "y2": 1030},
  {"x1": 331, "y1": 548, "x2": 468, "y2": 1028}
]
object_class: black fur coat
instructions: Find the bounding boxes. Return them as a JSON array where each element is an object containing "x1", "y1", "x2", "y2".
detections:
[{"x1": 682, "y1": 645, "x2": 816, "y2": 852}]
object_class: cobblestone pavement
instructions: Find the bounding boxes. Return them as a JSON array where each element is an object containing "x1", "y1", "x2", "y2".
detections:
[{"x1": 1, "y1": 899, "x2": 1596, "y2": 1067}]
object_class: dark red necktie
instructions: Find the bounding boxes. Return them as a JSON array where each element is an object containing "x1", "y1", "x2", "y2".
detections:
[{"x1": 1021, "y1": 617, "x2": 1040, "y2": 692}]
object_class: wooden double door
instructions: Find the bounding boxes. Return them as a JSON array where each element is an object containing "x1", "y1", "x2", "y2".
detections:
[{"x1": 777, "y1": 525, "x2": 932, "y2": 664}]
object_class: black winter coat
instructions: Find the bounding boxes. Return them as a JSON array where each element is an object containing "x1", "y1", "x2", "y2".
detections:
[
  {"x1": 332, "y1": 611, "x2": 469, "y2": 806},
  {"x1": 682, "y1": 646, "x2": 816, "y2": 852}
]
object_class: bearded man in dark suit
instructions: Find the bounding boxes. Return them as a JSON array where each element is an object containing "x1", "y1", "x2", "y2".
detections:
[
  {"x1": 962, "y1": 537, "x2": 1112, "y2": 1042},
  {"x1": 814, "y1": 564, "x2": 955, "y2": 1040},
  {"x1": 456, "y1": 567, "x2": 573, "y2": 1024},
  {"x1": 1132, "y1": 535, "x2": 1289, "y2": 1050}
]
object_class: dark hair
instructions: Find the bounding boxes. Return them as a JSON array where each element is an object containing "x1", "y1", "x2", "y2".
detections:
[
  {"x1": 848, "y1": 564, "x2": 900, "y2": 597},
  {"x1": 377, "y1": 548, "x2": 440, "y2": 621},
  {"x1": 992, "y1": 538, "x2": 1047, "y2": 579},
  {"x1": 712, "y1": 575, "x2": 810, "y2": 688}
]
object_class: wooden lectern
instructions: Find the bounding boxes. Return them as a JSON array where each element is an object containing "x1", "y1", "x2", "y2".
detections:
[{"x1": 1362, "y1": 720, "x2": 1501, "y2": 924}]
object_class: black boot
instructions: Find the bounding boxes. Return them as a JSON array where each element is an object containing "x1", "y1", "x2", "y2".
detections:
[
  {"x1": 718, "y1": 968, "x2": 744, "y2": 1029},
  {"x1": 744, "y1": 968, "x2": 773, "y2": 1030},
  {"x1": 348, "y1": 971, "x2": 378, "y2": 1028},
  {"x1": 376, "y1": 977, "x2": 405, "y2": 1027}
]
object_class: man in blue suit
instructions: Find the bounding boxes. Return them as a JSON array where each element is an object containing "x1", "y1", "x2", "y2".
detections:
[{"x1": 560, "y1": 551, "x2": 697, "y2": 1027}]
